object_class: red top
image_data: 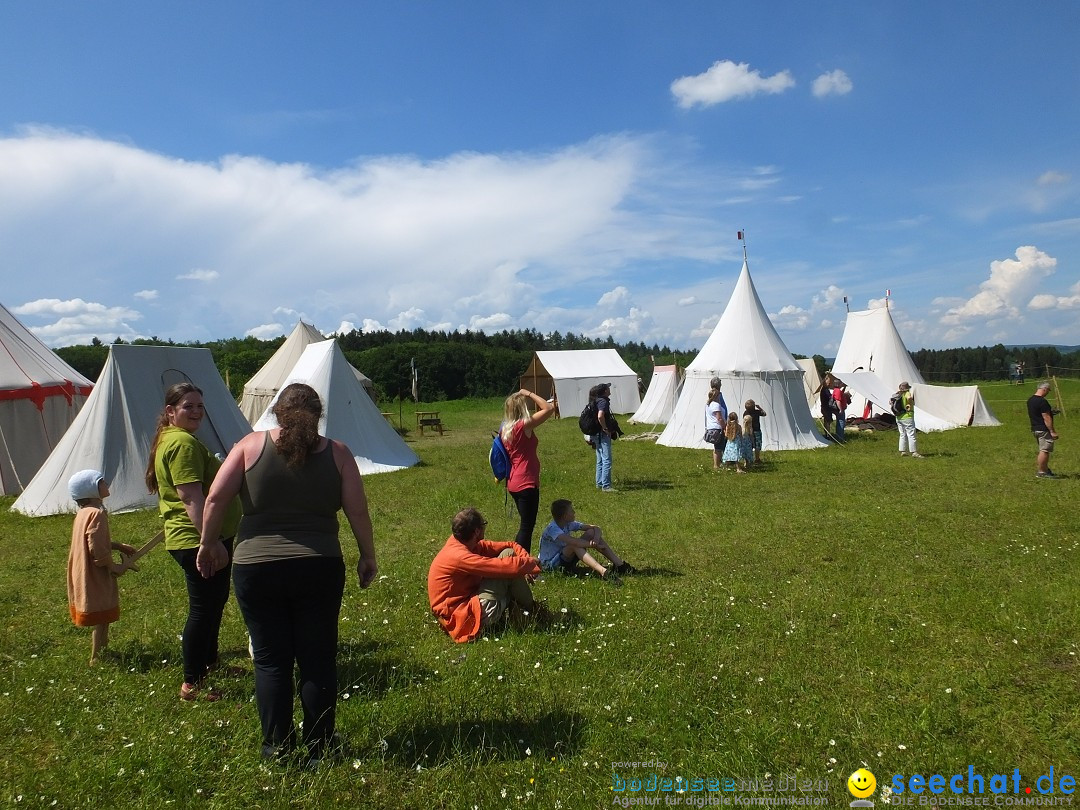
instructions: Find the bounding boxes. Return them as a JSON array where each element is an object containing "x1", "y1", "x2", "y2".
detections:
[
  {"x1": 505, "y1": 419, "x2": 540, "y2": 493},
  {"x1": 427, "y1": 536, "x2": 539, "y2": 643}
]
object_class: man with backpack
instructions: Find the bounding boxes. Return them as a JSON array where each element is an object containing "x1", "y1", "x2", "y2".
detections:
[
  {"x1": 893, "y1": 381, "x2": 923, "y2": 458},
  {"x1": 588, "y1": 383, "x2": 618, "y2": 492}
]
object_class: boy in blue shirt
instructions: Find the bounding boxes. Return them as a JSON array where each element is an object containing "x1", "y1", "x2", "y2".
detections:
[{"x1": 538, "y1": 499, "x2": 636, "y2": 585}]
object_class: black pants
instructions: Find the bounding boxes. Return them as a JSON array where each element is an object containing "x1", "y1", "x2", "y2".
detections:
[
  {"x1": 233, "y1": 557, "x2": 346, "y2": 756},
  {"x1": 170, "y1": 538, "x2": 233, "y2": 685},
  {"x1": 509, "y1": 487, "x2": 539, "y2": 554}
]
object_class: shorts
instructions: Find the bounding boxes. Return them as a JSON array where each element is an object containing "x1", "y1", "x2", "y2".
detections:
[
  {"x1": 1033, "y1": 429, "x2": 1055, "y2": 453},
  {"x1": 752, "y1": 430, "x2": 762, "y2": 451},
  {"x1": 540, "y1": 554, "x2": 579, "y2": 574}
]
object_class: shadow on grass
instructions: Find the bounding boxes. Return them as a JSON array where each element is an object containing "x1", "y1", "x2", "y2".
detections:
[
  {"x1": 338, "y1": 639, "x2": 434, "y2": 698},
  {"x1": 611, "y1": 477, "x2": 675, "y2": 491},
  {"x1": 382, "y1": 709, "x2": 586, "y2": 767}
]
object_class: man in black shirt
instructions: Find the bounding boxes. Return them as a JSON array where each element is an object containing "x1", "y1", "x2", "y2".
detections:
[{"x1": 1027, "y1": 381, "x2": 1059, "y2": 479}]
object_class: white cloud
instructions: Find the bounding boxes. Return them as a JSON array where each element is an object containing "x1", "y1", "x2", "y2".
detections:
[
  {"x1": 770, "y1": 304, "x2": 812, "y2": 330},
  {"x1": 1037, "y1": 170, "x2": 1069, "y2": 186},
  {"x1": 811, "y1": 70, "x2": 853, "y2": 98},
  {"x1": 178, "y1": 268, "x2": 219, "y2": 281},
  {"x1": 677, "y1": 296, "x2": 697, "y2": 306},
  {"x1": 671, "y1": 60, "x2": 795, "y2": 108},
  {"x1": 690, "y1": 314, "x2": 720, "y2": 339},
  {"x1": 245, "y1": 322, "x2": 286, "y2": 339},
  {"x1": 333, "y1": 320, "x2": 356, "y2": 335},
  {"x1": 361, "y1": 318, "x2": 384, "y2": 332},
  {"x1": 469, "y1": 312, "x2": 514, "y2": 331},
  {"x1": 811, "y1": 284, "x2": 846, "y2": 312},
  {"x1": 1029, "y1": 280, "x2": 1080, "y2": 310},
  {"x1": 587, "y1": 306, "x2": 654, "y2": 341},
  {"x1": 134, "y1": 289, "x2": 158, "y2": 300},
  {"x1": 597, "y1": 286, "x2": 631, "y2": 308},
  {"x1": 11, "y1": 297, "x2": 143, "y2": 345},
  {"x1": 942, "y1": 246, "x2": 1056, "y2": 324},
  {"x1": 867, "y1": 297, "x2": 889, "y2": 310}
]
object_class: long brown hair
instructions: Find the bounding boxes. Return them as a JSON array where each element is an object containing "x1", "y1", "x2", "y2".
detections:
[
  {"x1": 724, "y1": 411, "x2": 740, "y2": 442},
  {"x1": 272, "y1": 383, "x2": 323, "y2": 468},
  {"x1": 145, "y1": 382, "x2": 202, "y2": 493}
]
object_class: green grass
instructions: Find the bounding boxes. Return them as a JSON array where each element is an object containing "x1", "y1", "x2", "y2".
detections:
[{"x1": 1, "y1": 383, "x2": 1077, "y2": 808}]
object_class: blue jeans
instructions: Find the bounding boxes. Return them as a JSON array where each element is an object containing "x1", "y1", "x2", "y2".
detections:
[
  {"x1": 835, "y1": 413, "x2": 846, "y2": 441},
  {"x1": 594, "y1": 433, "x2": 612, "y2": 489}
]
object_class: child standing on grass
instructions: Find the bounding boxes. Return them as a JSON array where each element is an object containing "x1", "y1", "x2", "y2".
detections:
[
  {"x1": 721, "y1": 412, "x2": 746, "y2": 472},
  {"x1": 67, "y1": 470, "x2": 135, "y2": 664},
  {"x1": 743, "y1": 399, "x2": 767, "y2": 465},
  {"x1": 538, "y1": 499, "x2": 636, "y2": 585}
]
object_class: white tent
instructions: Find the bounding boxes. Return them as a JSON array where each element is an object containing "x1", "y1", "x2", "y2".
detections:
[
  {"x1": 253, "y1": 339, "x2": 418, "y2": 475},
  {"x1": 831, "y1": 307, "x2": 1000, "y2": 430},
  {"x1": 658, "y1": 262, "x2": 827, "y2": 452},
  {"x1": 796, "y1": 358, "x2": 823, "y2": 418},
  {"x1": 240, "y1": 321, "x2": 373, "y2": 424},
  {"x1": 13, "y1": 345, "x2": 251, "y2": 516},
  {"x1": 630, "y1": 365, "x2": 683, "y2": 425},
  {"x1": 519, "y1": 349, "x2": 642, "y2": 417},
  {"x1": 0, "y1": 303, "x2": 95, "y2": 495}
]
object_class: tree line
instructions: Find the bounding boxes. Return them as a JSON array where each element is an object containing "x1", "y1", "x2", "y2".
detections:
[{"x1": 55, "y1": 331, "x2": 1078, "y2": 403}]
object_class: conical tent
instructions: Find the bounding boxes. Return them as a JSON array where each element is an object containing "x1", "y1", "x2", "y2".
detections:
[
  {"x1": 13, "y1": 344, "x2": 252, "y2": 516},
  {"x1": 519, "y1": 349, "x2": 641, "y2": 417},
  {"x1": 629, "y1": 365, "x2": 683, "y2": 425},
  {"x1": 253, "y1": 339, "x2": 418, "y2": 475},
  {"x1": 0, "y1": 302, "x2": 95, "y2": 495},
  {"x1": 658, "y1": 262, "x2": 826, "y2": 451},
  {"x1": 240, "y1": 321, "x2": 373, "y2": 424},
  {"x1": 831, "y1": 307, "x2": 1000, "y2": 430}
]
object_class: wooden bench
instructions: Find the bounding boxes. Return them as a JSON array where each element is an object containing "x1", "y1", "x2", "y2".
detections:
[{"x1": 415, "y1": 410, "x2": 444, "y2": 436}]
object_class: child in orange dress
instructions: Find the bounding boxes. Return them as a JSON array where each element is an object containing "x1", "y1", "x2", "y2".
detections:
[{"x1": 67, "y1": 470, "x2": 135, "y2": 664}]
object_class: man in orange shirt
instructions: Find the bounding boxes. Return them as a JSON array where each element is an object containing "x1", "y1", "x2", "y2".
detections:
[{"x1": 428, "y1": 507, "x2": 541, "y2": 642}]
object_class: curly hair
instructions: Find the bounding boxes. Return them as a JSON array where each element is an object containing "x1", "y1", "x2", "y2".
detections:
[
  {"x1": 271, "y1": 383, "x2": 323, "y2": 468},
  {"x1": 145, "y1": 382, "x2": 202, "y2": 493}
]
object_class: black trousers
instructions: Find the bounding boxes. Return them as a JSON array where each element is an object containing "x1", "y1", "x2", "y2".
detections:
[
  {"x1": 170, "y1": 538, "x2": 233, "y2": 685},
  {"x1": 233, "y1": 556, "x2": 346, "y2": 756},
  {"x1": 509, "y1": 486, "x2": 540, "y2": 554}
]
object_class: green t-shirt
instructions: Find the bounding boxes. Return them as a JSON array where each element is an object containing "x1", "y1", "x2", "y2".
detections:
[
  {"x1": 900, "y1": 390, "x2": 915, "y2": 419},
  {"x1": 154, "y1": 426, "x2": 241, "y2": 550}
]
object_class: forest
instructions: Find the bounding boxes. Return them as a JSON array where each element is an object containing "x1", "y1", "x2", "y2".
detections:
[{"x1": 55, "y1": 329, "x2": 1079, "y2": 403}]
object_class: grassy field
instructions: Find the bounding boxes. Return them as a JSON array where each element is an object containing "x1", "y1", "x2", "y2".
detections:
[{"x1": 1, "y1": 381, "x2": 1076, "y2": 809}]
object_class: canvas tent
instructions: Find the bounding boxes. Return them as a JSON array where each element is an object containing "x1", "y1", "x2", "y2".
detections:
[
  {"x1": 629, "y1": 364, "x2": 683, "y2": 425},
  {"x1": 13, "y1": 345, "x2": 251, "y2": 516},
  {"x1": 658, "y1": 262, "x2": 827, "y2": 452},
  {"x1": 253, "y1": 339, "x2": 418, "y2": 475},
  {"x1": 240, "y1": 321, "x2": 373, "y2": 424},
  {"x1": 519, "y1": 349, "x2": 641, "y2": 417},
  {"x1": 831, "y1": 307, "x2": 1000, "y2": 430},
  {"x1": 796, "y1": 358, "x2": 823, "y2": 418},
  {"x1": 0, "y1": 302, "x2": 95, "y2": 496}
]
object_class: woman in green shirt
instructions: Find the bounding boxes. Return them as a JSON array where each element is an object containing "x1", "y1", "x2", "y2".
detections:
[{"x1": 145, "y1": 382, "x2": 242, "y2": 701}]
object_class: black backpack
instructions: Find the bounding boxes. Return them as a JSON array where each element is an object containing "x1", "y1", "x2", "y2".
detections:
[
  {"x1": 578, "y1": 401, "x2": 601, "y2": 435},
  {"x1": 889, "y1": 391, "x2": 906, "y2": 417}
]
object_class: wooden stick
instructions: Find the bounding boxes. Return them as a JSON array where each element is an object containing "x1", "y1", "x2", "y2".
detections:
[{"x1": 117, "y1": 530, "x2": 164, "y2": 573}]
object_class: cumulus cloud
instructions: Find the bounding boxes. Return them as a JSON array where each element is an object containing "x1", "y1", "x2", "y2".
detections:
[
  {"x1": 1029, "y1": 280, "x2": 1080, "y2": 310},
  {"x1": 332, "y1": 320, "x2": 356, "y2": 335},
  {"x1": 671, "y1": 60, "x2": 795, "y2": 108},
  {"x1": 134, "y1": 289, "x2": 158, "y2": 300},
  {"x1": 690, "y1": 314, "x2": 720, "y2": 339},
  {"x1": 942, "y1": 246, "x2": 1056, "y2": 324},
  {"x1": 811, "y1": 70, "x2": 853, "y2": 98},
  {"x1": 597, "y1": 286, "x2": 631, "y2": 308},
  {"x1": 810, "y1": 284, "x2": 846, "y2": 312},
  {"x1": 360, "y1": 318, "x2": 384, "y2": 333},
  {"x1": 11, "y1": 298, "x2": 143, "y2": 344},
  {"x1": 245, "y1": 322, "x2": 286, "y2": 339},
  {"x1": 587, "y1": 306, "x2": 654, "y2": 341},
  {"x1": 677, "y1": 296, "x2": 698, "y2": 306},
  {"x1": 770, "y1": 304, "x2": 812, "y2": 330},
  {"x1": 469, "y1": 312, "x2": 514, "y2": 331}
]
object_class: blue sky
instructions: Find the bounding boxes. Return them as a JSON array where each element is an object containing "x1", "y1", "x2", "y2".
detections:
[{"x1": 2, "y1": 2, "x2": 1078, "y2": 355}]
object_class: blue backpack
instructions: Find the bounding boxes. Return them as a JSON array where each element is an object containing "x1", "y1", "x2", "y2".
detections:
[{"x1": 489, "y1": 428, "x2": 511, "y2": 485}]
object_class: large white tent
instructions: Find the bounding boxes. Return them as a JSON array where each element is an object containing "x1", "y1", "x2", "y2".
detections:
[
  {"x1": 13, "y1": 345, "x2": 251, "y2": 516},
  {"x1": 1, "y1": 302, "x2": 95, "y2": 496},
  {"x1": 629, "y1": 364, "x2": 682, "y2": 425},
  {"x1": 519, "y1": 349, "x2": 641, "y2": 417},
  {"x1": 254, "y1": 339, "x2": 418, "y2": 475},
  {"x1": 240, "y1": 321, "x2": 373, "y2": 424},
  {"x1": 658, "y1": 262, "x2": 827, "y2": 452},
  {"x1": 831, "y1": 306, "x2": 1000, "y2": 430}
]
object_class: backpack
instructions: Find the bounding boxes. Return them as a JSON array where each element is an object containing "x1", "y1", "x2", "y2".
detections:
[
  {"x1": 889, "y1": 391, "x2": 906, "y2": 417},
  {"x1": 578, "y1": 401, "x2": 601, "y2": 435},
  {"x1": 489, "y1": 429, "x2": 511, "y2": 484}
]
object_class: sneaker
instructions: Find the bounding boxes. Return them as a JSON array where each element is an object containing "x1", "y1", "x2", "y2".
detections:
[
  {"x1": 180, "y1": 682, "x2": 222, "y2": 702},
  {"x1": 1036, "y1": 471, "x2": 1057, "y2": 479},
  {"x1": 910, "y1": 452, "x2": 925, "y2": 459},
  {"x1": 615, "y1": 562, "x2": 638, "y2": 575},
  {"x1": 601, "y1": 567, "x2": 623, "y2": 587},
  {"x1": 899, "y1": 451, "x2": 909, "y2": 457},
  {"x1": 601, "y1": 487, "x2": 618, "y2": 493}
]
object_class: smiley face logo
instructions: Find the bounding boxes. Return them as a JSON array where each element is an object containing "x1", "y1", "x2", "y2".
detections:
[{"x1": 848, "y1": 768, "x2": 877, "y2": 799}]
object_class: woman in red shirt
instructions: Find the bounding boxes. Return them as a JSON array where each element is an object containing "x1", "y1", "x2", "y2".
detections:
[{"x1": 499, "y1": 389, "x2": 555, "y2": 554}]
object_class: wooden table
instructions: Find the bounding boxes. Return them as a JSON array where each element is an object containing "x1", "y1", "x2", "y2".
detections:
[{"x1": 415, "y1": 410, "x2": 444, "y2": 436}]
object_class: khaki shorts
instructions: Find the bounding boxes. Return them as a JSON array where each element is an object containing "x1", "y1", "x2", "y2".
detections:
[{"x1": 1033, "y1": 430, "x2": 1055, "y2": 453}]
